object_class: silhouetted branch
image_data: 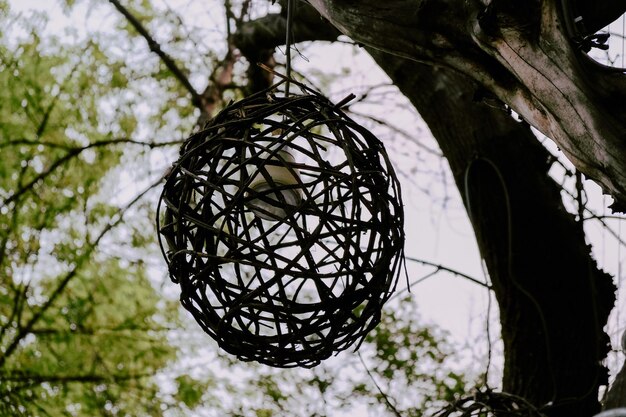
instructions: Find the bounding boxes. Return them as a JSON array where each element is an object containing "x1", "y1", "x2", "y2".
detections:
[
  {"x1": 405, "y1": 256, "x2": 491, "y2": 289},
  {"x1": 1, "y1": 138, "x2": 180, "y2": 207},
  {"x1": 358, "y1": 352, "x2": 403, "y2": 417},
  {"x1": 0, "y1": 137, "x2": 184, "y2": 150},
  {"x1": 108, "y1": 0, "x2": 202, "y2": 107}
]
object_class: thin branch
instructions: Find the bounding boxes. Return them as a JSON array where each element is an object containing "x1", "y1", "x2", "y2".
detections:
[
  {"x1": 347, "y1": 110, "x2": 443, "y2": 157},
  {"x1": 225, "y1": 0, "x2": 233, "y2": 42},
  {"x1": 27, "y1": 325, "x2": 176, "y2": 336},
  {"x1": 0, "y1": 137, "x2": 184, "y2": 150},
  {"x1": 0, "y1": 138, "x2": 73, "y2": 150},
  {"x1": 34, "y1": 44, "x2": 92, "y2": 138},
  {"x1": 237, "y1": 0, "x2": 253, "y2": 22},
  {"x1": 0, "y1": 284, "x2": 28, "y2": 346},
  {"x1": 559, "y1": 182, "x2": 626, "y2": 246},
  {"x1": 405, "y1": 256, "x2": 491, "y2": 289},
  {"x1": 1, "y1": 146, "x2": 86, "y2": 207},
  {"x1": 357, "y1": 352, "x2": 403, "y2": 417},
  {"x1": 584, "y1": 214, "x2": 626, "y2": 221},
  {"x1": 1, "y1": 137, "x2": 180, "y2": 207},
  {"x1": 389, "y1": 269, "x2": 440, "y2": 302},
  {"x1": 0, "y1": 150, "x2": 33, "y2": 271},
  {"x1": 108, "y1": 0, "x2": 202, "y2": 107}
]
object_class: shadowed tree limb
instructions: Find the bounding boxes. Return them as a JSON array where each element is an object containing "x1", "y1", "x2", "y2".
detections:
[
  {"x1": 233, "y1": 0, "x2": 340, "y2": 93},
  {"x1": 376, "y1": 57, "x2": 614, "y2": 417},
  {"x1": 304, "y1": 0, "x2": 626, "y2": 211}
]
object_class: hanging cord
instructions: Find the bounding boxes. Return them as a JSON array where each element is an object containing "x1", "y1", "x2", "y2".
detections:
[{"x1": 284, "y1": 0, "x2": 294, "y2": 96}]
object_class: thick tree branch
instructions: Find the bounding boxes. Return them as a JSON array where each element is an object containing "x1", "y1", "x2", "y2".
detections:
[
  {"x1": 370, "y1": 52, "x2": 615, "y2": 417},
  {"x1": 304, "y1": 0, "x2": 626, "y2": 211},
  {"x1": 233, "y1": 1, "x2": 340, "y2": 94},
  {"x1": 234, "y1": 0, "x2": 340, "y2": 54}
]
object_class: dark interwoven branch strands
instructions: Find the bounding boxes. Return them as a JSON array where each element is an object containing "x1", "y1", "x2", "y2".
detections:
[{"x1": 157, "y1": 80, "x2": 405, "y2": 367}]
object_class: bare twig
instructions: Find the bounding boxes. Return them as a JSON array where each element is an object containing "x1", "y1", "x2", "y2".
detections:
[
  {"x1": 357, "y1": 352, "x2": 403, "y2": 417},
  {"x1": 405, "y1": 256, "x2": 491, "y2": 289},
  {"x1": 347, "y1": 110, "x2": 443, "y2": 156}
]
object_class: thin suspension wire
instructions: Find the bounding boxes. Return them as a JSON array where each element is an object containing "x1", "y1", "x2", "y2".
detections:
[{"x1": 285, "y1": 0, "x2": 294, "y2": 96}]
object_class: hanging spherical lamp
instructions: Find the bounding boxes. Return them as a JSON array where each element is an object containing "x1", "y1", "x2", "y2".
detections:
[{"x1": 157, "y1": 80, "x2": 404, "y2": 368}]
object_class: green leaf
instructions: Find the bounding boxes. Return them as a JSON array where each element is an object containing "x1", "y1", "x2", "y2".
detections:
[{"x1": 175, "y1": 375, "x2": 207, "y2": 409}]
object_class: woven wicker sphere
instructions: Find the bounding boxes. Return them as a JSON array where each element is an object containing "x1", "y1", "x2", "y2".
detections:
[{"x1": 157, "y1": 85, "x2": 404, "y2": 368}]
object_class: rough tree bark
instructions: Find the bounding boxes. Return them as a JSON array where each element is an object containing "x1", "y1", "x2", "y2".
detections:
[
  {"x1": 304, "y1": 0, "x2": 626, "y2": 212},
  {"x1": 375, "y1": 56, "x2": 615, "y2": 417},
  {"x1": 234, "y1": 4, "x2": 617, "y2": 416}
]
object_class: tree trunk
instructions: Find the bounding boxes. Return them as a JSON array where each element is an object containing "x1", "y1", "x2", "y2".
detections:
[
  {"x1": 235, "y1": 6, "x2": 617, "y2": 416},
  {"x1": 369, "y1": 52, "x2": 615, "y2": 416},
  {"x1": 305, "y1": 0, "x2": 626, "y2": 211}
]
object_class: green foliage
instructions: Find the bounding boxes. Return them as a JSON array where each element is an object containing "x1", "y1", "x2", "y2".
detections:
[
  {"x1": 175, "y1": 375, "x2": 212, "y2": 409},
  {"x1": 0, "y1": 6, "x2": 182, "y2": 416},
  {"x1": 357, "y1": 297, "x2": 468, "y2": 415},
  {"x1": 1, "y1": 260, "x2": 177, "y2": 416}
]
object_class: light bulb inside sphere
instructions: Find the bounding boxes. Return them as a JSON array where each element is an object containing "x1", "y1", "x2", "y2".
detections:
[{"x1": 247, "y1": 149, "x2": 303, "y2": 221}]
